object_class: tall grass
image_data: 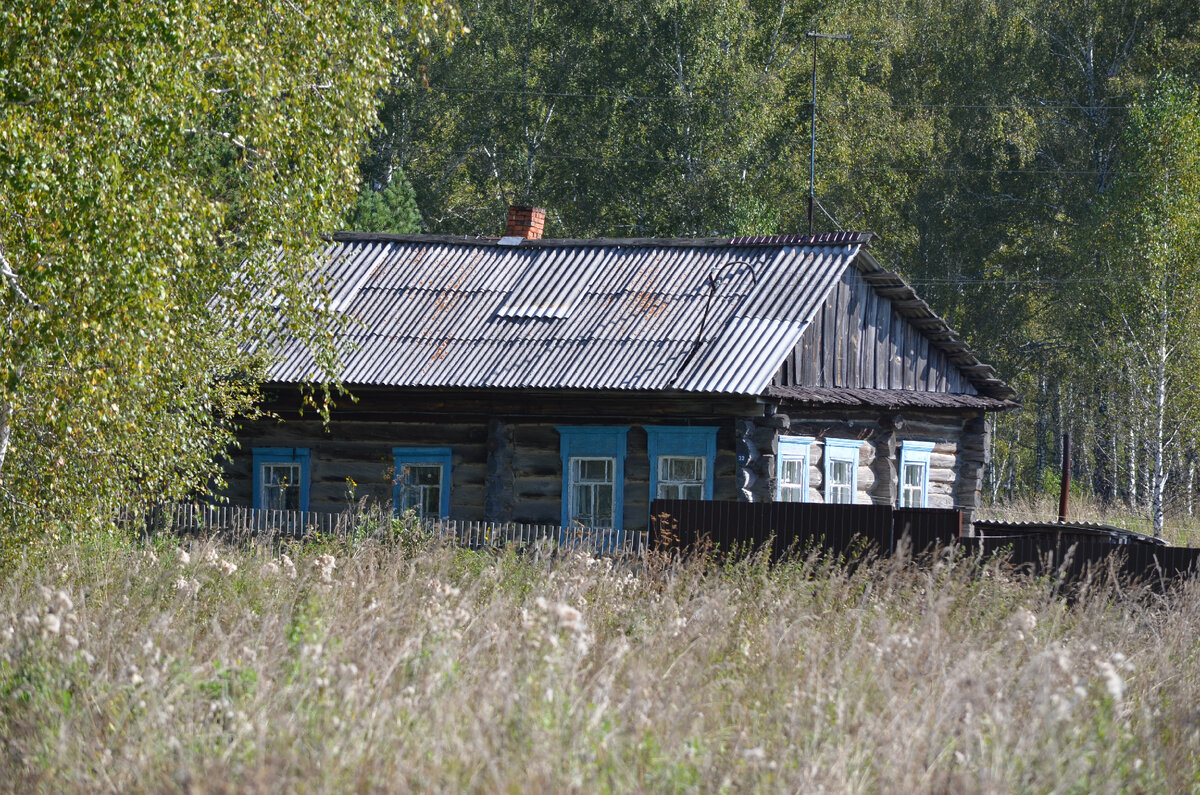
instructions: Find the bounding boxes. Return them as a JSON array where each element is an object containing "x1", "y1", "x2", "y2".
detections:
[{"x1": 2, "y1": 530, "x2": 1198, "y2": 792}]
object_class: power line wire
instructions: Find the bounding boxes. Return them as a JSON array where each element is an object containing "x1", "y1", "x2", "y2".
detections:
[
  {"x1": 415, "y1": 84, "x2": 1133, "y2": 111},
  {"x1": 407, "y1": 146, "x2": 1139, "y2": 176}
]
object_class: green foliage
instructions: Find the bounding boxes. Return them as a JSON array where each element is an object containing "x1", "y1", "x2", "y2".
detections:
[
  {"x1": 1069, "y1": 76, "x2": 1200, "y2": 532},
  {"x1": 360, "y1": 0, "x2": 1200, "y2": 511},
  {"x1": 0, "y1": 1, "x2": 458, "y2": 543},
  {"x1": 348, "y1": 170, "x2": 423, "y2": 233}
]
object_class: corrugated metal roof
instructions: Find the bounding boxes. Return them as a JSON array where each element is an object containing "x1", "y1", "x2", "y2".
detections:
[{"x1": 261, "y1": 232, "x2": 1003, "y2": 398}]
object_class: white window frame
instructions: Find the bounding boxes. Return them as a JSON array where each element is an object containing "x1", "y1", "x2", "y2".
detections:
[
  {"x1": 776, "y1": 435, "x2": 815, "y2": 502},
  {"x1": 556, "y1": 426, "x2": 629, "y2": 530},
  {"x1": 569, "y1": 456, "x2": 617, "y2": 528},
  {"x1": 824, "y1": 438, "x2": 864, "y2": 505},
  {"x1": 252, "y1": 448, "x2": 310, "y2": 511},
  {"x1": 645, "y1": 426, "x2": 718, "y2": 503},
  {"x1": 656, "y1": 455, "x2": 706, "y2": 500},
  {"x1": 898, "y1": 440, "x2": 936, "y2": 508},
  {"x1": 392, "y1": 447, "x2": 452, "y2": 519}
]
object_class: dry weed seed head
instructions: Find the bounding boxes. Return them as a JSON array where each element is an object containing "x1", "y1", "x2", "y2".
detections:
[
  {"x1": 42, "y1": 613, "x2": 60, "y2": 636},
  {"x1": 533, "y1": 596, "x2": 593, "y2": 656},
  {"x1": 312, "y1": 554, "x2": 337, "y2": 585},
  {"x1": 173, "y1": 578, "x2": 201, "y2": 598},
  {"x1": 1009, "y1": 607, "x2": 1037, "y2": 642},
  {"x1": 1096, "y1": 660, "x2": 1126, "y2": 702},
  {"x1": 422, "y1": 579, "x2": 471, "y2": 638}
]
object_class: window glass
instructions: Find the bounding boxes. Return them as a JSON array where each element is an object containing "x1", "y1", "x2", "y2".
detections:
[
  {"x1": 392, "y1": 447, "x2": 452, "y2": 519},
  {"x1": 776, "y1": 436, "x2": 813, "y2": 503},
  {"x1": 262, "y1": 463, "x2": 300, "y2": 511},
  {"x1": 901, "y1": 461, "x2": 926, "y2": 508},
  {"x1": 898, "y1": 440, "x2": 936, "y2": 508},
  {"x1": 657, "y1": 455, "x2": 705, "y2": 500},
  {"x1": 828, "y1": 459, "x2": 855, "y2": 504},
  {"x1": 570, "y1": 457, "x2": 615, "y2": 527},
  {"x1": 253, "y1": 448, "x2": 310, "y2": 511},
  {"x1": 779, "y1": 458, "x2": 807, "y2": 502},
  {"x1": 399, "y1": 463, "x2": 443, "y2": 518}
]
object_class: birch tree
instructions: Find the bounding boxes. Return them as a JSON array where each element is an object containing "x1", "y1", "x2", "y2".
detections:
[
  {"x1": 0, "y1": 0, "x2": 457, "y2": 546},
  {"x1": 1079, "y1": 77, "x2": 1200, "y2": 536}
]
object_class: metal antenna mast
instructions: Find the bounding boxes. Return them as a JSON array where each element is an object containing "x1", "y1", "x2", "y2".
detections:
[{"x1": 806, "y1": 31, "x2": 851, "y2": 235}]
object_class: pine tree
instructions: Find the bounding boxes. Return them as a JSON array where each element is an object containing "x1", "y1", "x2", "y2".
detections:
[{"x1": 349, "y1": 171, "x2": 423, "y2": 233}]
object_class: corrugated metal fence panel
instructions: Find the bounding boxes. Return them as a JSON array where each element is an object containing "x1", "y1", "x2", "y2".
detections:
[
  {"x1": 894, "y1": 508, "x2": 962, "y2": 553},
  {"x1": 648, "y1": 499, "x2": 955, "y2": 562},
  {"x1": 959, "y1": 534, "x2": 1200, "y2": 590}
]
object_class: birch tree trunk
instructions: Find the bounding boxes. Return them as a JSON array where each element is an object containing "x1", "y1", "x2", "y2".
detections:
[
  {"x1": 1127, "y1": 424, "x2": 1137, "y2": 509},
  {"x1": 0, "y1": 399, "x2": 11, "y2": 484},
  {"x1": 1187, "y1": 455, "x2": 1195, "y2": 516},
  {"x1": 1151, "y1": 310, "x2": 1169, "y2": 537}
]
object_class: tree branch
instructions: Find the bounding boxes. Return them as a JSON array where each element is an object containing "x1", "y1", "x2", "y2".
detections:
[
  {"x1": 0, "y1": 246, "x2": 39, "y2": 309},
  {"x1": 183, "y1": 128, "x2": 266, "y2": 158}
]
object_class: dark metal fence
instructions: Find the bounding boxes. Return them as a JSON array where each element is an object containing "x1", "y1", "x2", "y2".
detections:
[
  {"x1": 648, "y1": 499, "x2": 962, "y2": 561},
  {"x1": 647, "y1": 500, "x2": 1200, "y2": 587},
  {"x1": 959, "y1": 534, "x2": 1200, "y2": 589}
]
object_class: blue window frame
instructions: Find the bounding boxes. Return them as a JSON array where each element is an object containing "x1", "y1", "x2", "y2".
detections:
[
  {"x1": 646, "y1": 426, "x2": 718, "y2": 502},
  {"x1": 556, "y1": 426, "x2": 629, "y2": 530},
  {"x1": 776, "y1": 435, "x2": 815, "y2": 502},
  {"x1": 392, "y1": 447, "x2": 452, "y2": 519},
  {"x1": 898, "y1": 440, "x2": 936, "y2": 508},
  {"x1": 252, "y1": 448, "x2": 311, "y2": 511},
  {"x1": 824, "y1": 438, "x2": 864, "y2": 505}
]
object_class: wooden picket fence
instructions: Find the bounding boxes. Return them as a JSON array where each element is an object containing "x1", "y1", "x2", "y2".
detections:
[{"x1": 148, "y1": 504, "x2": 648, "y2": 556}]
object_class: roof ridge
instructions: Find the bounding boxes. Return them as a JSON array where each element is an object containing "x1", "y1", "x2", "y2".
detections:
[{"x1": 330, "y1": 231, "x2": 874, "y2": 248}]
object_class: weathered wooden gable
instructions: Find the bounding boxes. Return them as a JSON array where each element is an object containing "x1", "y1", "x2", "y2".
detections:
[{"x1": 772, "y1": 264, "x2": 975, "y2": 394}]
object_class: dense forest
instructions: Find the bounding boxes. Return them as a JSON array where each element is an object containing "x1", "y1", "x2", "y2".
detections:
[{"x1": 352, "y1": 0, "x2": 1200, "y2": 533}]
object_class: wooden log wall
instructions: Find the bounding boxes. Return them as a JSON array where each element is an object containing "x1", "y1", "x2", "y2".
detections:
[
  {"x1": 224, "y1": 388, "x2": 987, "y2": 528},
  {"x1": 774, "y1": 267, "x2": 974, "y2": 394},
  {"x1": 226, "y1": 389, "x2": 749, "y2": 530},
  {"x1": 746, "y1": 406, "x2": 978, "y2": 513},
  {"x1": 233, "y1": 419, "x2": 488, "y2": 517}
]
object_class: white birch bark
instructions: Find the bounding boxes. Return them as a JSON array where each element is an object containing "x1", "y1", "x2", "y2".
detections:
[
  {"x1": 0, "y1": 398, "x2": 11, "y2": 483},
  {"x1": 1151, "y1": 311, "x2": 1169, "y2": 537},
  {"x1": 0, "y1": 246, "x2": 35, "y2": 486},
  {"x1": 1188, "y1": 457, "x2": 1195, "y2": 516},
  {"x1": 1127, "y1": 424, "x2": 1137, "y2": 508}
]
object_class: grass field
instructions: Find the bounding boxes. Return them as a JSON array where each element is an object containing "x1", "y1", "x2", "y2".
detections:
[{"x1": 2, "y1": 526, "x2": 1199, "y2": 793}]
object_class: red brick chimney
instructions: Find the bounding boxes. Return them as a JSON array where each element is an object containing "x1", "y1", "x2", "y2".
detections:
[{"x1": 505, "y1": 205, "x2": 546, "y2": 240}]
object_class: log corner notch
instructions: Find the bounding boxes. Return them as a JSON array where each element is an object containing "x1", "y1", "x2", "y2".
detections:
[
  {"x1": 956, "y1": 413, "x2": 990, "y2": 535},
  {"x1": 870, "y1": 413, "x2": 904, "y2": 506},
  {"x1": 736, "y1": 417, "x2": 761, "y2": 502}
]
